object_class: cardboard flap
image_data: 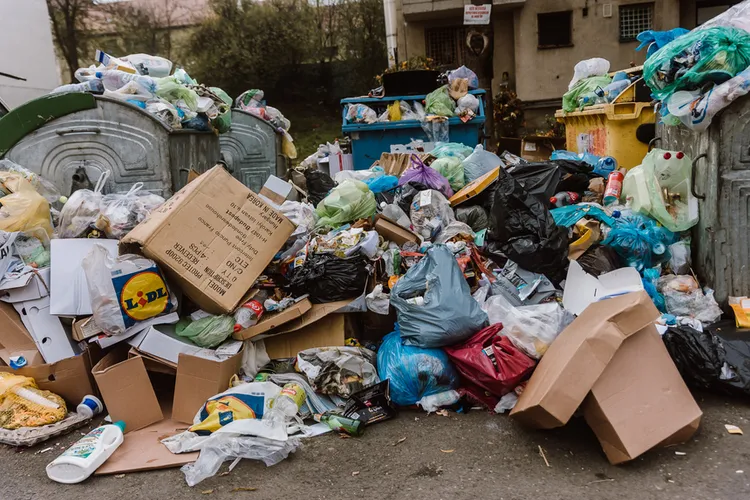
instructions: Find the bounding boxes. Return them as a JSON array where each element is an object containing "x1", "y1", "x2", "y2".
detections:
[
  {"x1": 232, "y1": 298, "x2": 312, "y2": 341},
  {"x1": 172, "y1": 351, "x2": 243, "y2": 424},
  {"x1": 264, "y1": 300, "x2": 353, "y2": 337},
  {"x1": 0, "y1": 301, "x2": 42, "y2": 365}
]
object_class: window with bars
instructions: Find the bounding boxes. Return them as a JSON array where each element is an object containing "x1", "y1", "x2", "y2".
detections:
[
  {"x1": 425, "y1": 26, "x2": 469, "y2": 67},
  {"x1": 619, "y1": 3, "x2": 654, "y2": 42}
]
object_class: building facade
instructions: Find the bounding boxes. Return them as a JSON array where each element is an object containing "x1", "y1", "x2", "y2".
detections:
[{"x1": 396, "y1": 0, "x2": 738, "y2": 129}]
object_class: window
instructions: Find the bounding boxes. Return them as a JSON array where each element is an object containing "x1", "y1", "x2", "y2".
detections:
[
  {"x1": 425, "y1": 27, "x2": 469, "y2": 67},
  {"x1": 537, "y1": 11, "x2": 573, "y2": 49},
  {"x1": 619, "y1": 3, "x2": 654, "y2": 42}
]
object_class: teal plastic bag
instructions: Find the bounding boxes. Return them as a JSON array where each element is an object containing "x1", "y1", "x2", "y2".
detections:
[
  {"x1": 562, "y1": 76, "x2": 612, "y2": 112},
  {"x1": 315, "y1": 180, "x2": 377, "y2": 228},
  {"x1": 644, "y1": 27, "x2": 750, "y2": 101},
  {"x1": 176, "y1": 314, "x2": 234, "y2": 348},
  {"x1": 425, "y1": 86, "x2": 455, "y2": 117},
  {"x1": 430, "y1": 157, "x2": 465, "y2": 192}
]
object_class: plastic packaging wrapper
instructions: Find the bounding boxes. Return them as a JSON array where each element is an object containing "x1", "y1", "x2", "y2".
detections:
[
  {"x1": 376, "y1": 329, "x2": 460, "y2": 406},
  {"x1": 430, "y1": 157, "x2": 465, "y2": 192},
  {"x1": 176, "y1": 314, "x2": 234, "y2": 349},
  {"x1": 315, "y1": 180, "x2": 376, "y2": 228},
  {"x1": 0, "y1": 159, "x2": 62, "y2": 205},
  {"x1": 456, "y1": 205, "x2": 490, "y2": 232},
  {"x1": 663, "y1": 321, "x2": 750, "y2": 398},
  {"x1": 669, "y1": 239, "x2": 691, "y2": 274},
  {"x1": 462, "y1": 145, "x2": 503, "y2": 184},
  {"x1": 658, "y1": 274, "x2": 723, "y2": 325},
  {"x1": 644, "y1": 27, "x2": 750, "y2": 101},
  {"x1": 569, "y1": 58, "x2": 610, "y2": 90},
  {"x1": 483, "y1": 294, "x2": 574, "y2": 359},
  {"x1": 366, "y1": 284, "x2": 390, "y2": 315},
  {"x1": 391, "y1": 245, "x2": 488, "y2": 348},
  {"x1": 346, "y1": 103, "x2": 378, "y2": 124},
  {"x1": 424, "y1": 86, "x2": 455, "y2": 117},
  {"x1": 602, "y1": 212, "x2": 675, "y2": 271},
  {"x1": 83, "y1": 244, "x2": 178, "y2": 336},
  {"x1": 304, "y1": 170, "x2": 337, "y2": 207},
  {"x1": 0, "y1": 373, "x2": 66, "y2": 429},
  {"x1": 636, "y1": 29, "x2": 690, "y2": 58},
  {"x1": 399, "y1": 157, "x2": 453, "y2": 198},
  {"x1": 409, "y1": 189, "x2": 455, "y2": 240},
  {"x1": 448, "y1": 66, "x2": 479, "y2": 89},
  {"x1": 444, "y1": 323, "x2": 536, "y2": 396},
  {"x1": 484, "y1": 167, "x2": 569, "y2": 282},
  {"x1": 562, "y1": 75, "x2": 612, "y2": 112},
  {"x1": 297, "y1": 347, "x2": 379, "y2": 398},
  {"x1": 0, "y1": 173, "x2": 53, "y2": 239},
  {"x1": 288, "y1": 253, "x2": 369, "y2": 303},
  {"x1": 431, "y1": 142, "x2": 474, "y2": 160},
  {"x1": 279, "y1": 201, "x2": 317, "y2": 240}
]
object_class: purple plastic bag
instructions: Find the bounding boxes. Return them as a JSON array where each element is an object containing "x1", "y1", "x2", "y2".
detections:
[{"x1": 398, "y1": 156, "x2": 454, "y2": 198}]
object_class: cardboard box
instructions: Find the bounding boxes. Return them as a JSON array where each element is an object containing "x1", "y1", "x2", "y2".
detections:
[
  {"x1": 449, "y1": 167, "x2": 499, "y2": 207},
  {"x1": 562, "y1": 261, "x2": 644, "y2": 316},
  {"x1": 520, "y1": 135, "x2": 565, "y2": 162},
  {"x1": 49, "y1": 239, "x2": 119, "y2": 316},
  {"x1": 121, "y1": 165, "x2": 295, "y2": 314},
  {"x1": 510, "y1": 292, "x2": 659, "y2": 429},
  {"x1": 172, "y1": 352, "x2": 243, "y2": 424},
  {"x1": 72, "y1": 316, "x2": 101, "y2": 342},
  {"x1": 583, "y1": 325, "x2": 702, "y2": 464},
  {"x1": 259, "y1": 175, "x2": 296, "y2": 205},
  {"x1": 0, "y1": 349, "x2": 96, "y2": 406},
  {"x1": 128, "y1": 324, "x2": 242, "y2": 366},
  {"x1": 373, "y1": 215, "x2": 420, "y2": 246},
  {"x1": 0, "y1": 267, "x2": 51, "y2": 303},
  {"x1": 376, "y1": 152, "x2": 430, "y2": 177},
  {"x1": 0, "y1": 302, "x2": 44, "y2": 366},
  {"x1": 233, "y1": 297, "x2": 312, "y2": 341},
  {"x1": 14, "y1": 296, "x2": 79, "y2": 364}
]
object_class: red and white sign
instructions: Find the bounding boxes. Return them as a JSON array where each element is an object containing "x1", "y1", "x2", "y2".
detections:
[{"x1": 464, "y1": 4, "x2": 491, "y2": 25}]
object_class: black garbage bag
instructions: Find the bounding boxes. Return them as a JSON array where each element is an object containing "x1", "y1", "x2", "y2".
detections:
[
  {"x1": 507, "y1": 159, "x2": 594, "y2": 203},
  {"x1": 288, "y1": 253, "x2": 369, "y2": 303},
  {"x1": 484, "y1": 167, "x2": 568, "y2": 282},
  {"x1": 456, "y1": 205, "x2": 490, "y2": 232},
  {"x1": 305, "y1": 170, "x2": 337, "y2": 207},
  {"x1": 663, "y1": 321, "x2": 750, "y2": 398},
  {"x1": 576, "y1": 244, "x2": 623, "y2": 276},
  {"x1": 393, "y1": 181, "x2": 430, "y2": 214}
]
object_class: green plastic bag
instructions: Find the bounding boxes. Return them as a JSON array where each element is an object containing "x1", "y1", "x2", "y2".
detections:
[
  {"x1": 209, "y1": 87, "x2": 233, "y2": 134},
  {"x1": 175, "y1": 314, "x2": 234, "y2": 348},
  {"x1": 562, "y1": 75, "x2": 612, "y2": 112},
  {"x1": 430, "y1": 157, "x2": 465, "y2": 192},
  {"x1": 425, "y1": 86, "x2": 455, "y2": 117},
  {"x1": 644, "y1": 27, "x2": 750, "y2": 101},
  {"x1": 431, "y1": 142, "x2": 474, "y2": 160},
  {"x1": 154, "y1": 76, "x2": 199, "y2": 110},
  {"x1": 315, "y1": 180, "x2": 377, "y2": 228}
]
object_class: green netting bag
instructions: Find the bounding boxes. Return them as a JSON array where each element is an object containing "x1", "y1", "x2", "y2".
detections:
[
  {"x1": 644, "y1": 27, "x2": 750, "y2": 101},
  {"x1": 562, "y1": 75, "x2": 611, "y2": 112},
  {"x1": 209, "y1": 87, "x2": 233, "y2": 134},
  {"x1": 430, "y1": 157, "x2": 465, "y2": 192},
  {"x1": 315, "y1": 180, "x2": 377, "y2": 228},
  {"x1": 425, "y1": 86, "x2": 455, "y2": 117}
]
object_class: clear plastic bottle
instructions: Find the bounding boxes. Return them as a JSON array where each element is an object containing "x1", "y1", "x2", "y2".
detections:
[
  {"x1": 264, "y1": 383, "x2": 306, "y2": 426},
  {"x1": 549, "y1": 191, "x2": 580, "y2": 207},
  {"x1": 51, "y1": 79, "x2": 104, "y2": 95},
  {"x1": 96, "y1": 70, "x2": 156, "y2": 94}
]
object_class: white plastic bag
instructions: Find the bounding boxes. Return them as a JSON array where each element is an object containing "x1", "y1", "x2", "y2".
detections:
[
  {"x1": 346, "y1": 103, "x2": 377, "y2": 124},
  {"x1": 569, "y1": 58, "x2": 611, "y2": 90},
  {"x1": 122, "y1": 53, "x2": 173, "y2": 78},
  {"x1": 417, "y1": 389, "x2": 461, "y2": 412},
  {"x1": 456, "y1": 94, "x2": 479, "y2": 113},
  {"x1": 56, "y1": 171, "x2": 108, "y2": 238},
  {"x1": 365, "y1": 284, "x2": 390, "y2": 315}
]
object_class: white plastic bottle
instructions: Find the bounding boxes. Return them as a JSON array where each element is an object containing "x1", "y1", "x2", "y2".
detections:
[{"x1": 46, "y1": 421, "x2": 126, "y2": 484}]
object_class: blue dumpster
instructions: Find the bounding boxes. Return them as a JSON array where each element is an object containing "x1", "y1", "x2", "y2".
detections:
[{"x1": 341, "y1": 90, "x2": 486, "y2": 170}]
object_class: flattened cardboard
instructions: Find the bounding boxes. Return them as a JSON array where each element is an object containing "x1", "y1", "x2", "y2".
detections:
[
  {"x1": 263, "y1": 313, "x2": 347, "y2": 359},
  {"x1": 129, "y1": 324, "x2": 242, "y2": 366},
  {"x1": 449, "y1": 167, "x2": 500, "y2": 207},
  {"x1": 232, "y1": 298, "x2": 312, "y2": 340},
  {"x1": 13, "y1": 296, "x2": 79, "y2": 364},
  {"x1": 0, "y1": 350, "x2": 95, "y2": 406},
  {"x1": 92, "y1": 350, "x2": 164, "y2": 433},
  {"x1": 121, "y1": 165, "x2": 295, "y2": 314},
  {"x1": 172, "y1": 351, "x2": 243, "y2": 424},
  {"x1": 510, "y1": 292, "x2": 659, "y2": 429},
  {"x1": 582, "y1": 325, "x2": 702, "y2": 464},
  {"x1": 259, "y1": 175, "x2": 296, "y2": 206},
  {"x1": 0, "y1": 267, "x2": 51, "y2": 303},
  {"x1": 0, "y1": 302, "x2": 43, "y2": 366},
  {"x1": 562, "y1": 261, "x2": 644, "y2": 316},
  {"x1": 373, "y1": 215, "x2": 420, "y2": 246},
  {"x1": 261, "y1": 300, "x2": 353, "y2": 338}
]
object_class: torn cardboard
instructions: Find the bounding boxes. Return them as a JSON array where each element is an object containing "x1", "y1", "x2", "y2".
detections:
[
  {"x1": 583, "y1": 325, "x2": 702, "y2": 464},
  {"x1": 0, "y1": 301, "x2": 44, "y2": 366},
  {"x1": 121, "y1": 165, "x2": 295, "y2": 314},
  {"x1": 373, "y1": 215, "x2": 420, "y2": 246},
  {"x1": 510, "y1": 291, "x2": 658, "y2": 429},
  {"x1": 0, "y1": 266, "x2": 50, "y2": 303},
  {"x1": 233, "y1": 297, "x2": 312, "y2": 341},
  {"x1": 562, "y1": 260, "x2": 644, "y2": 316}
]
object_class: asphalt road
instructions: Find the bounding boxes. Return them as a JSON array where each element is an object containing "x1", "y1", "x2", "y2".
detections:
[{"x1": 1, "y1": 391, "x2": 749, "y2": 500}]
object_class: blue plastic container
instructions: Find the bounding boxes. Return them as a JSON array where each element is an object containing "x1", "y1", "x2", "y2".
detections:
[{"x1": 341, "y1": 90, "x2": 486, "y2": 170}]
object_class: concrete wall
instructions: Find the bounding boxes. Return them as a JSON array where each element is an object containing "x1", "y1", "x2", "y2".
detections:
[{"x1": 0, "y1": 0, "x2": 61, "y2": 108}]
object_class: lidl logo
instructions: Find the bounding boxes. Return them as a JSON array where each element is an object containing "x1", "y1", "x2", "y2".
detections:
[{"x1": 119, "y1": 271, "x2": 170, "y2": 321}]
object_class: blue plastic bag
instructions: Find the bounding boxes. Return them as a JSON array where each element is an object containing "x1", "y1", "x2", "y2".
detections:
[
  {"x1": 376, "y1": 328, "x2": 460, "y2": 406},
  {"x1": 364, "y1": 175, "x2": 398, "y2": 194},
  {"x1": 551, "y1": 204, "x2": 616, "y2": 228},
  {"x1": 391, "y1": 244, "x2": 488, "y2": 348},
  {"x1": 601, "y1": 213, "x2": 676, "y2": 272},
  {"x1": 448, "y1": 66, "x2": 479, "y2": 89},
  {"x1": 462, "y1": 145, "x2": 503, "y2": 183}
]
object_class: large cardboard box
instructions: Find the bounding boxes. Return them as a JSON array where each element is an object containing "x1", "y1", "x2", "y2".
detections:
[
  {"x1": 510, "y1": 292, "x2": 660, "y2": 428},
  {"x1": 582, "y1": 325, "x2": 702, "y2": 464},
  {"x1": 172, "y1": 352, "x2": 243, "y2": 424},
  {"x1": 121, "y1": 166, "x2": 295, "y2": 314}
]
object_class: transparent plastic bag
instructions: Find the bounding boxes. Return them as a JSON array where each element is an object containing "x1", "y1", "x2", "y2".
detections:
[
  {"x1": 430, "y1": 157, "x2": 465, "y2": 192},
  {"x1": 669, "y1": 239, "x2": 691, "y2": 274},
  {"x1": 456, "y1": 93, "x2": 479, "y2": 113},
  {"x1": 657, "y1": 274, "x2": 723, "y2": 325},
  {"x1": 483, "y1": 294, "x2": 574, "y2": 359},
  {"x1": 346, "y1": 103, "x2": 377, "y2": 124},
  {"x1": 279, "y1": 201, "x2": 317, "y2": 240},
  {"x1": 462, "y1": 145, "x2": 503, "y2": 184},
  {"x1": 562, "y1": 75, "x2": 612, "y2": 112},
  {"x1": 699, "y1": 0, "x2": 750, "y2": 32},
  {"x1": 315, "y1": 180, "x2": 377, "y2": 228},
  {"x1": 122, "y1": 53, "x2": 173, "y2": 77},
  {"x1": 296, "y1": 347, "x2": 379, "y2": 398},
  {"x1": 176, "y1": 314, "x2": 234, "y2": 348},
  {"x1": 431, "y1": 142, "x2": 474, "y2": 160},
  {"x1": 56, "y1": 172, "x2": 108, "y2": 238},
  {"x1": 448, "y1": 65, "x2": 479, "y2": 89},
  {"x1": 424, "y1": 86, "x2": 455, "y2": 117},
  {"x1": 0, "y1": 159, "x2": 62, "y2": 205},
  {"x1": 100, "y1": 183, "x2": 165, "y2": 239},
  {"x1": 409, "y1": 189, "x2": 455, "y2": 240},
  {"x1": 83, "y1": 244, "x2": 177, "y2": 336},
  {"x1": 421, "y1": 118, "x2": 449, "y2": 142},
  {"x1": 154, "y1": 76, "x2": 199, "y2": 109}
]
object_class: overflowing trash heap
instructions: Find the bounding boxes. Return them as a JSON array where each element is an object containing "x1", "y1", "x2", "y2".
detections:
[{"x1": 3, "y1": 7, "x2": 750, "y2": 488}]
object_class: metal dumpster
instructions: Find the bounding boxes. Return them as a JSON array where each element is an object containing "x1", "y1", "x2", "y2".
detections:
[
  {"x1": 219, "y1": 108, "x2": 287, "y2": 193},
  {"x1": 0, "y1": 93, "x2": 220, "y2": 197},
  {"x1": 341, "y1": 90, "x2": 486, "y2": 170},
  {"x1": 657, "y1": 101, "x2": 750, "y2": 304}
]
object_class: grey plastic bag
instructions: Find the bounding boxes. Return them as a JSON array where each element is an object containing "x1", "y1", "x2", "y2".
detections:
[{"x1": 391, "y1": 244, "x2": 489, "y2": 348}]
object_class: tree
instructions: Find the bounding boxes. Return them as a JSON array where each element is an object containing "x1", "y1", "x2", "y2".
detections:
[{"x1": 47, "y1": 0, "x2": 90, "y2": 82}]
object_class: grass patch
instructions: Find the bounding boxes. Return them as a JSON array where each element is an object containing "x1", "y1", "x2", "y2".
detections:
[{"x1": 285, "y1": 104, "x2": 344, "y2": 164}]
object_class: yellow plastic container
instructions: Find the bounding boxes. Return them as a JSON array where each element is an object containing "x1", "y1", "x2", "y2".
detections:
[{"x1": 555, "y1": 101, "x2": 655, "y2": 170}]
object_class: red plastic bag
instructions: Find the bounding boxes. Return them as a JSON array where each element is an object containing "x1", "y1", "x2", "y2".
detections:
[{"x1": 445, "y1": 323, "x2": 536, "y2": 396}]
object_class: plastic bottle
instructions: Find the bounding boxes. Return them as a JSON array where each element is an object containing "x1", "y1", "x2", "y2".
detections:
[
  {"x1": 96, "y1": 70, "x2": 156, "y2": 94},
  {"x1": 314, "y1": 412, "x2": 365, "y2": 437},
  {"x1": 46, "y1": 421, "x2": 126, "y2": 484},
  {"x1": 602, "y1": 79, "x2": 631, "y2": 102},
  {"x1": 51, "y1": 79, "x2": 104, "y2": 95},
  {"x1": 594, "y1": 156, "x2": 618, "y2": 177},
  {"x1": 549, "y1": 191, "x2": 580, "y2": 207},
  {"x1": 233, "y1": 289, "x2": 269, "y2": 332},
  {"x1": 603, "y1": 170, "x2": 625, "y2": 205},
  {"x1": 264, "y1": 382, "x2": 306, "y2": 426},
  {"x1": 76, "y1": 395, "x2": 103, "y2": 419}
]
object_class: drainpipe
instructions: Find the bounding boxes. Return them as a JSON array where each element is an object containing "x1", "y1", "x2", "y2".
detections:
[{"x1": 383, "y1": 0, "x2": 398, "y2": 67}]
